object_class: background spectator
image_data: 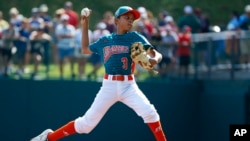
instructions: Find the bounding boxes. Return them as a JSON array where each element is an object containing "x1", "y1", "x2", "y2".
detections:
[
  {"x1": 39, "y1": 4, "x2": 52, "y2": 73},
  {"x1": 64, "y1": 1, "x2": 79, "y2": 29},
  {"x1": 55, "y1": 14, "x2": 76, "y2": 79},
  {"x1": 74, "y1": 22, "x2": 93, "y2": 80},
  {"x1": 51, "y1": 8, "x2": 65, "y2": 64},
  {"x1": 39, "y1": 4, "x2": 52, "y2": 34},
  {"x1": 28, "y1": 7, "x2": 44, "y2": 32},
  {"x1": 194, "y1": 7, "x2": 210, "y2": 33},
  {"x1": 9, "y1": 7, "x2": 23, "y2": 29},
  {"x1": 102, "y1": 11, "x2": 116, "y2": 33},
  {"x1": 226, "y1": 11, "x2": 240, "y2": 31},
  {"x1": 157, "y1": 10, "x2": 168, "y2": 27},
  {"x1": 177, "y1": 26, "x2": 192, "y2": 78},
  {"x1": 238, "y1": 5, "x2": 250, "y2": 67},
  {"x1": 224, "y1": 11, "x2": 241, "y2": 66},
  {"x1": 1, "y1": 3, "x2": 250, "y2": 80},
  {"x1": 133, "y1": 6, "x2": 154, "y2": 39},
  {"x1": 0, "y1": 11, "x2": 9, "y2": 75},
  {"x1": 1, "y1": 21, "x2": 19, "y2": 77},
  {"x1": 29, "y1": 26, "x2": 51, "y2": 79},
  {"x1": 0, "y1": 11, "x2": 9, "y2": 32},
  {"x1": 177, "y1": 5, "x2": 201, "y2": 33},
  {"x1": 87, "y1": 22, "x2": 110, "y2": 81},
  {"x1": 164, "y1": 15, "x2": 179, "y2": 33},
  {"x1": 156, "y1": 25, "x2": 178, "y2": 78},
  {"x1": 15, "y1": 18, "x2": 31, "y2": 78},
  {"x1": 194, "y1": 7, "x2": 211, "y2": 71}
]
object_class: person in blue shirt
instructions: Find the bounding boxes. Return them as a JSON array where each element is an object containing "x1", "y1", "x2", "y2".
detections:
[
  {"x1": 237, "y1": 5, "x2": 250, "y2": 66},
  {"x1": 238, "y1": 5, "x2": 250, "y2": 30}
]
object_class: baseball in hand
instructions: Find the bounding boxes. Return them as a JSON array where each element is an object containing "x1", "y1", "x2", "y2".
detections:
[{"x1": 81, "y1": 7, "x2": 90, "y2": 17}]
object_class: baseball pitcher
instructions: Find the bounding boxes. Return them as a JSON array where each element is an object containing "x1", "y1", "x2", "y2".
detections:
[{"x1": 30, "y1": 6, "x2": 167, "y2": 141}]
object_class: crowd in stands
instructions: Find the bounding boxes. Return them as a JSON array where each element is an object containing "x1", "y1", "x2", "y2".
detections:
[{"x1": 0, "y1": 1, "x2": 250, "y2": 80}]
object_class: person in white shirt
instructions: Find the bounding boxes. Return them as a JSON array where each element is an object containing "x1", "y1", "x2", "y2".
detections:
[
  {"x1": 74, "y1": 22, "x2": 93, "y2": 80},
  {"x1": 55, "y1": 14, "x2": 76, "y2": 79}
]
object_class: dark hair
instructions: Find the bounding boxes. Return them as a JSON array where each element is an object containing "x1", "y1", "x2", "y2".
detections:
[
  {"x1": 37, "y1": 26, "x2": 45, "y2": 32},
  {"x1": 232, "y1": 11, "x2": 240, "y2": 20}
]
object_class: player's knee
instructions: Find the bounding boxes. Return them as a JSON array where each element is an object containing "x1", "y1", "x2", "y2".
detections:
[
  {"x1": 78, "y1": 128, "x2": 92, "y2": 134},
  {"x1": 74, "y1": 117, "x2": 95, "y2": 134},
  {"x1": 142, "y1": 109, "x2": 160, "y2": 123}
]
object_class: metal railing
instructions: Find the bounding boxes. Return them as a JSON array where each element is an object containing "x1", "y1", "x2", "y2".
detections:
[
  {"x1": 191, "y1": 30, "x2": 250, "y2": 80},
  {"x1": 1, "y1": 30, "x2": 250, "y2": 80}
]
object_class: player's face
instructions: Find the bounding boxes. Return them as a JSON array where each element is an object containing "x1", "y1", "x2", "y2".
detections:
[{"x1": 117, "y1": 13, "x2": 135, "y2": 32}]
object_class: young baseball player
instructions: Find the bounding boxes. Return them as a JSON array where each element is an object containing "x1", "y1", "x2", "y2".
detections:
[{"x1": 30, "y1": 6, "x2": 167, "y2": 141}]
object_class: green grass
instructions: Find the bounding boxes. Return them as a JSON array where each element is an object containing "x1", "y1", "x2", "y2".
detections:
[
  {"x1": 7, "y1": 63, "x2": 102, "y2": 80},
  {"x1": 6, "y1": 62, "x2": 154, "y2": 81}
]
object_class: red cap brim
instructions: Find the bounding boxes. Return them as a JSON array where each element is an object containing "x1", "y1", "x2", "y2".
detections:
[{"x1": 123, "y1": 9, "x2": 141, "y2": 20}]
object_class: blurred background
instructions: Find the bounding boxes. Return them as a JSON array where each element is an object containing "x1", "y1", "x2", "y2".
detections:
[
  {"x1": 0, "y1": 0, "x2": 250, "y2": 141},
  {"x1": 0, "y1": 0, "x2": 250, "y2": 80}
]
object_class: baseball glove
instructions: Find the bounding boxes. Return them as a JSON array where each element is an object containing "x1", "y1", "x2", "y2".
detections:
[{"x1": 130, "y1": 42, "x2": 154, "y2": 70}]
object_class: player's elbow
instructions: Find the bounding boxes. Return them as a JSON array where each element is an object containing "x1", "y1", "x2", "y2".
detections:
[
  {"x1": 153, "y1": 50, "x2": 162, "y2": 63},
  {"x1": 82, "y1": 49, "x2": 92, "y2": 54},
  {"x1": 157, "y1": 53, "x2": 163, "y2": 63},
  {"x1": 81, "y1": 46, "x2": 92, "y2": 54}
]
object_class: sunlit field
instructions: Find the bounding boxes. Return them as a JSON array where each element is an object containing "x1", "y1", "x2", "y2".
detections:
[{"x1": 3, "y1": 62, "x2": 154, "y2": 81}]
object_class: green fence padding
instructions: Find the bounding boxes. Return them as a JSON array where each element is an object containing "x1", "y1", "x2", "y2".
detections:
[{"x1": 0, "y1": 79, "x2": 249, "y2": 141}]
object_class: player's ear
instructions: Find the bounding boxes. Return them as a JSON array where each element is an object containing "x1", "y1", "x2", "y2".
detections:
[{"x1": 114, "y1": 18, "x2": 119, "y2": 25}]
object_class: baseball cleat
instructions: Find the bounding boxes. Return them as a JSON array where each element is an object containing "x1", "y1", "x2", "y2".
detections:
[{"x1": 30, "y1": 129, "x2": 53, "y2": 141}]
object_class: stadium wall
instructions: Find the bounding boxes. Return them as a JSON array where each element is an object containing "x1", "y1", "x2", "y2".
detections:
[{"x1": 0, "y1": 79, "x2": 249, "y2": 141}]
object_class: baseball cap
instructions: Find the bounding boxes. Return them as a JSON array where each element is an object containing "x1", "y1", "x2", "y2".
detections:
[
  {"x1": 183, "y1": 25, "x2": 192, "y2": 32},
  {"x1": 61, "y1": 14, "x2": 69, "y2": 21},
  {"x1": 245, "y1": 5, "x2": 250, "y2": 13},
  {"x1": 65, "y1": 1, "x2": 72, "y2": 8},
  {"x1": 184, "y1": 5, "x2": 193, "y2": 14},
  {"x1": 137, "y1": 6, "x2": 146, "y2": 14},
  {"x1": 164, "y1": 15, "x2": 173, "y2": 23},
  {"x1": 114, "y1": 6, "x2": 140, "y2": 20},
  {"x1": 40, "y1": 4, "x2": 48, "y2": 12},
  {"x1": 9, "y1": 7, "x2": 19, "y2": 15},
  {"x1": 31, "y1": 7, "x2": 39, "y2": 13},
  {"x1": 97, "y1": 22, "x2": 107, "y2": 29},
  {"x1": 55, "y1": 8, "x2": 65, "y2": 15}
]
